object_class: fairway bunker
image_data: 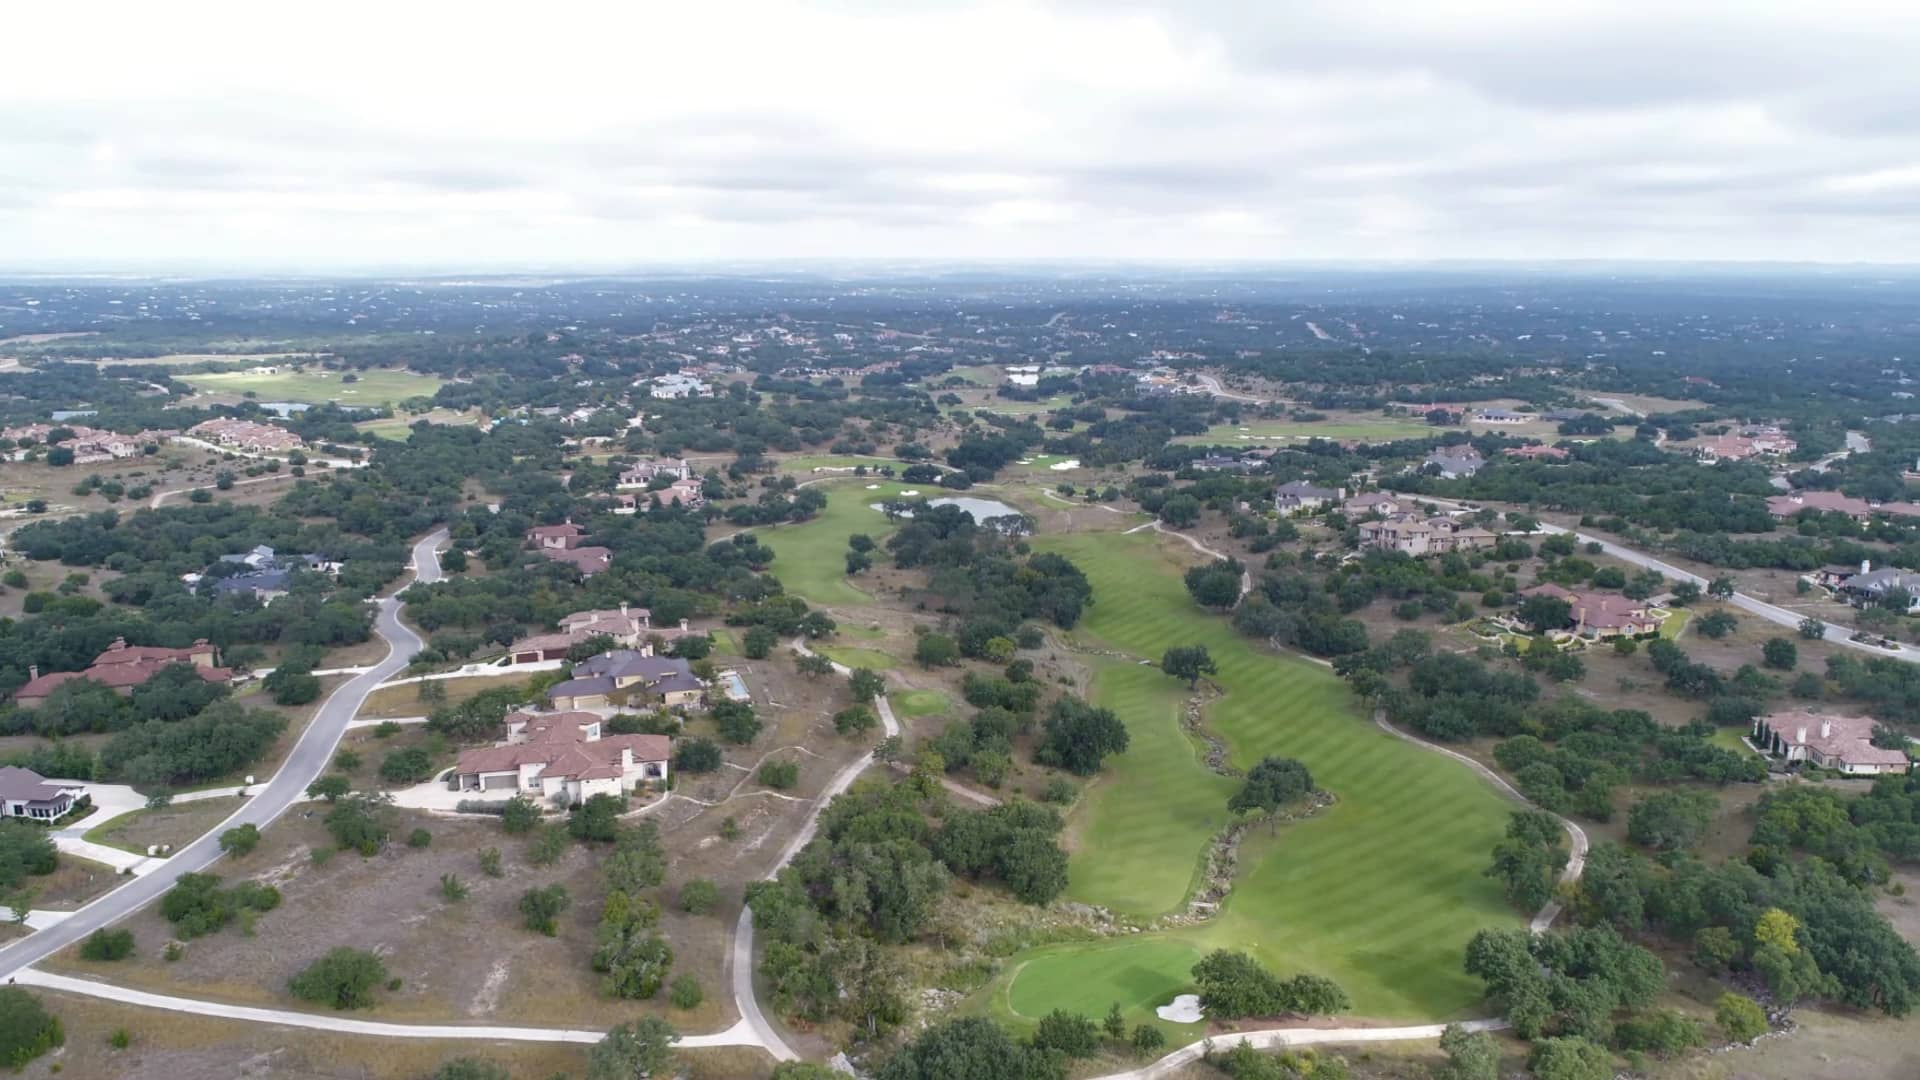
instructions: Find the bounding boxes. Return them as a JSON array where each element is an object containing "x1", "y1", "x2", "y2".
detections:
[{"x1": 1156, "y1": 994, "x2": 1203, "y2": 1023}]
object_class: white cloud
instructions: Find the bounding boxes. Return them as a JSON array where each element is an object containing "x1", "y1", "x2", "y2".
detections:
[{"x1": 1, "y1": 0, "x2": 1917, "y2": 267}]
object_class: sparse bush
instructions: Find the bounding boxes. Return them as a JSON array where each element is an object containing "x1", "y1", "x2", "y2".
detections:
[
  {"x1": 288, "y1": 947, "x2": 388, "y2": 1010},
  {"x1": 668, "y1": 974, "x2": 704, "y2": 1009},
  {"x1": 79, "y1": 928, "x2": 134, "y2": 962},
  {"x1": 679, "y1": 878, "x2": 720, "y2": 915}
]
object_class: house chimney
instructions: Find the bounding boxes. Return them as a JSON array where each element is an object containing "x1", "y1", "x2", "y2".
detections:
[
  {"x1": 1797, "y1": 726, "x2": 1808, "y2": 746},
  {"x1": 1864, "y1": 559, "x2": 1873, "y2": 575},
  {"x1": 27, "y1": 665, "x2": 37, "y2": 681},
  {"x1": 1820, "y1": 719, "x2": 1832, "y2": 739},
  {"x1": 620, "y1": 602, "x2": 628, "y2": 618},
  {"x1": 679, "y1": 619, "x2": 689, "y2": 632}
]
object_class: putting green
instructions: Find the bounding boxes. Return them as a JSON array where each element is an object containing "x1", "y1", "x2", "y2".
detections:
[
  {"x1": 817, "y1": 645, "x2": 900, "y2": 671},
  {"x1": 1005, "y1": 938, "x2": 1206, "y2": 1026},
  {"x1": 985, "y1": 531, "x2": 1514, "y2": 1030},
  {"x1": 892, "y1": 690, "x2": 950, "y2": 717}
]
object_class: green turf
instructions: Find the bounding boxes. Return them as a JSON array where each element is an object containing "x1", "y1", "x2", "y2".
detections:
[
  {"x1": 817, "y1": 645, "x2": 901, "y2": 671},
  {"x1": 892, "y1": 689, "x2": 950, "y2": 718},
  {"x1": 354, "y1": 409, "x2": 476, "y2": 440},
  {"x1": 759, "y1": 480, "x2": 917, "y2": 607},
  {"x1": 1064, "y1": 660, "x2": 1235, "y2": 916},
  {"x1": 1003, "y1": 938, "x2": 1207, "y2": 1029},
  {"x1": 1658, "y1": 609, "x2": 1690, "y2": 640},
  {"x1": 777, "y1": 454, "x2": 907, "y2": 474},
  {"x1": 181, "y1": 368, "x2": 445, "y2": 407},
  {"x1": 1203, "y1": 418, "x2": 1433, "y2": 444},
  {"x1": 988, "y1": 531, "x2": 1516, "y2": 1029}
]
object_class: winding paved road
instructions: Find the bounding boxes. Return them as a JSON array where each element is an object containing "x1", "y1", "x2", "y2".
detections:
[{"x1": 0, "y1": 529, "x2": 447, "y2": 979}]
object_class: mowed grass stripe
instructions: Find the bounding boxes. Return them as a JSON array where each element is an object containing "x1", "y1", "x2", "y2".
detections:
[{"x1": 991, "y1": 531, "x2": 1514, "y2": 1029}]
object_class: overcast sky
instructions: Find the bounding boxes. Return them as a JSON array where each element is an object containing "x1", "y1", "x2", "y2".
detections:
[{"x1": 3, "y1": 1, "x2": 1916, "y2": 269}]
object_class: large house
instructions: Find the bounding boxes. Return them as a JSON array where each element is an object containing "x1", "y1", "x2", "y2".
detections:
[
  {"x1": 649, "y1": 373, "x2": 712, "y2": 399},
  {"x1": 1343, "y1": 492, "x2": 1402, "y2": 517},
  {"x1": 526, "y1": 523, "x2": 585, "y2": 550},
  {"x1": 1359, "y1": 513, "x2": 1497, "y2": 556},
  {"x1": 546, "y1": 651, "x2": 705, "y2": 710},
  {"x1": 452, "y1": 711, "x2": 671, "y2": 804},
  {"x1": 1274, "y1": 480, "x2": 1342, "y2": 515},
  {"x1": 1, "y1": 424, "x2": 152, "y2": 464},
  {"x1": 1841, "y1": 565, "x2": 1920, "y2": 613},
  {"x1": 0, "y1": 767, "x2": 82, "y2": 822},
  {"x1": 1518, "y1": 583, "x2": 1661, "y2": 640},
  {"x1": 1424, "y1": 446, "x2": 1485, "y2": 479},
  {"x1": 187, "y1": 418, "x2": 305, "y2": 453},
  {"x1": 1752, "y1": 710, "x2": 1909, "y2": 775},
  {"x1": 504, "y1": 606, "x2": 695, "y2": 664},
  {"x1": 12, "y1": 637, "x2": 231, "y2": 708},
  {"x1": 1474, "y1": 408, "x2": 1534, "y2": 425},
  {"x1": 1504, "y1": 444, "x2": 1570, "y2": 461},
  {"x1": 617, "y1": 459, "x2": 693, "y2": 488}
]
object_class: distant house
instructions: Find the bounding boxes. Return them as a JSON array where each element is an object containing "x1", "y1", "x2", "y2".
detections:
[
  {"x1": 1767, "y1": 491, "x2": 1920, "y2": 521},
  {"x1": 0, "y1": 767, "x2": 82, "y2": 822},
  {"x1": 1697, "y1": 429, "x2": 1796, "y2": 463},
  {"x1": 1474, "y1": 408, "x2": 1534, "y2": 425},
  {"x1": 526, "y1": 523, "x2": 585, "y2": 551},
  {"x1": 12, "y1": 637, "x2": 230, "y2": 708},
  {"x1": 452, "y1": 711, "x2": 671, "y2": 804},
  {"x1": 1504, "y1": 444, "x2": 1570, "y2": 461},
  {"x1": 617, "y1": 459, "x2": 692, "y2": 489},
  {"x1": 541, "y1": 546, "x2": 612, "y2": 577},
  {"x1": 1518, "y1": 583, "x2": 1660, "y2": 639},
  {"x1": 1358, "y1": 513, "x2": 1496, "y2": 556},
  {"x1": 1192, "y1": 453, "x2": 1258, "y2": 474},
  {"x1": 654, "y1": 478, "x2": 706, "y2": 509},
  {"x1": 649, "y1": 373, "x2": 712, "y2": 399},
  {"x1": 1423, "y1": 446, "x2": 1485, "y2": 479},
  {"x1": 187, "y1": 418, "x2": 305, "y2": 454},
  {"x1": 1273, "y1": 480, "x2": 1342, "y2": 515},
  {"x1": 1752, "y1": 710, "x2": 1909, "y2": 775},
  {"x1": 212, "y1": 568, "x2": 291, "y2": 604},
  {"x1": 545, "y1": 651, "x2": 705, "y2": 710}
]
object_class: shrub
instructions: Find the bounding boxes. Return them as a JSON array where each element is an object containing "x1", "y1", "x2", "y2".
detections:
[
  {"x1": 109, "y1": 1026, "x2": 131, "y2": 1049},
  {"x1": 407, "y1": 827, "x2": 433, "y2": 849},
  {"x1": 679, "y1": 878, "x2": 720, "y2": 915},
  {"x1": 219, "y1": 823, "x2": 261, "y2": 857},
  {"x1": 833, "y1": 706, "x2": 878, "y2": 736},
  {"x1": 324, "y1": 794, "x2": 397, "y2": 856},
  {"x1": 668, "y1": 974, "x2": 704, "y2": 1009},
  {"x1": 500, "y1": 794, "x2": 541, "y2": 833},
  {"x1": 568, "y1": 793, "x2": 626, "y2": 843},
  {"x1": 520, "y1": 884, "x2": 571, "y2": 935},
  {"x1": 1715, "y1": 992, "x2": 1767, "y2": 1042},
  {"x1": 79, "y1": 928, "x2": 134, "y2": 962},
  {"x1": 288, "y1": 947, "x2": 388, "y2": 1010},
  {"x1": 758, "y1": 759, "x2": 800, "y2": 789},
  {"x1": 527, "y1": 822, "x2": 568, "y2": 865},
  {"x1": 440, "y1": 874, "x2": 469, "y2": 902},
  {"x1": 673, "y1": 738, "x2": 723, "y2": 773},
  {"x1": 306, "y1": 774, "x2": 351, "y2": 802},
  {"x1": 1130, "y1": 1024, "x2": 1166, "y2": 1055},
  {"x1": 478, "y1": 848, "x2": 503, "y2": 877},
  {"x1": 379, "y1": 746, "x2": 434, "y2": 785},
  {"x1": 434, "y1": 1058, "x2": 510, "y2": 1080},
  {"x1": 0, "y1": 988, "x2": 62, "y2": 1068}
]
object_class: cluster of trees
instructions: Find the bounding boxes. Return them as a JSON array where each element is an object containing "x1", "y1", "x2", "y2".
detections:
[
  {"x1": 591, "y1": 822, "x2": 677, "y2": 1001},
  {"x1": 1464, "y1": 924, "x2": 1666, "y2": 1044},
  {"x1": 1192, "y1": 949, "x2": 1351, "y2": 1019},
  {"x1": 99, "y1": 701, "x2": 287, "y2": 787},
  {"x1": 746, "y1": 780, "x2": 1072, "y2": 1040},
  {"x1": 1486, "y1": 810, "x2": 1569, "y2": 912},
  {"x1": 1229, "y1": 570, "x2": 1370, "y2": 659},
  {"x1": 1574, "y1": 842, "x2": 1920, "y2": 1015},
  {"x1": 160, "y1": 871, "x2": 281, "y2": 938},
  {"x1": 881, "y1": 501, "x2": 1089, "y2": 657}
]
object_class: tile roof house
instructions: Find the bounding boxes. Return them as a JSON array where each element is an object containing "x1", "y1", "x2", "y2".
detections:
[
  {"x1": 1752, "y1": 710, "x2": 1909, "y2": 775},
  {"x1": 453, "y1": 710, "x2": 672, "y2": 804},
  {"x1": 546, "y1": 651, "x2": 704, "y2": 709},
  {"x1": 187, "y1": 418, "x2": 305, "y2": 453},
  {"x1": 526, "y1": 523, "x2": 585, "y2": 550},
  {"x1": 12, "y1": 637, "x2": 230, "y2": 708},
  {"x1": 1519, "y1": 583, "x2": 1661, "y2": 639},
  {"x1": 0, "y1": 767, "x2": 83, "y2": 821},
  {"x1": 1504, "y1": 444, "x2": 1570, "y2": 461},
  {"x1": 541, "y1": 546, "x2": 612, "y2": 577},
  {"x1": 1273, "y1": 480, "x2": 1343, "y2": 515},
  {"x1": 1423, "y1": 446, "x2": 1485, "y2": 479},
  {"x1": 504, "y1": 606, "x2": 694, "y2": 664},
  {"x1": 1359, "y1": 513, "x2": 1496, "y2": 556}
]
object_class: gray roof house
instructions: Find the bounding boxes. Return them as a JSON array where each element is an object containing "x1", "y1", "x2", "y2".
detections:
[
  {"x1": 213, "y1": 569, "x2": 291, "y2": 603},
  {"x1": 1843, "y1": 566, "x2": 1920, "y2": 612},
  {"x1": 548, "y1": 651, "x2": 705, "y2": 709},
  {"x1": 0, "y1": 767, "x2": 82, "y2": 821},
  {"x1": 1424, "y1": 446, "x2": 1486, "y2": 479},
  {"x1": 1274, "y1": 480, "x2": 1343, "y2": 514}
]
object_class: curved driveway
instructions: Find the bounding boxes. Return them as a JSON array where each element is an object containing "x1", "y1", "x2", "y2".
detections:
[{"x1": 0, "y1": 528, "x2": 447, "y2": 978}]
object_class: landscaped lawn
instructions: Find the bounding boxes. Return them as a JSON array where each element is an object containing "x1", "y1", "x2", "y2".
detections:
[
  {"x1": 758, "y1": 480, "x2": 918, "y2": 607},
  {"x1": 1202, "y1": 418, "x2": 1433, "y2": 444},
  {"x1": 817, "y1": 645, "x2": 901, "y2": 671},
  {"x1": 355, "y1": 408, "x2": 476, "y2": 440},
  {"x1": 986, "y1": 530, "x2": 1516, "y2": 1031},
  {"x1": 892, "y1": 689, "x2": 950, "y2": 718},
  {"x1": 181, "y1": 368, "x2": 445, "y2": 407},
  {"x1": 777, "y1": 453, "x2": 908, "y2": 475},
  {"x1": 1658, "y1": 609, "x2": 1690, "y2": 639}
]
